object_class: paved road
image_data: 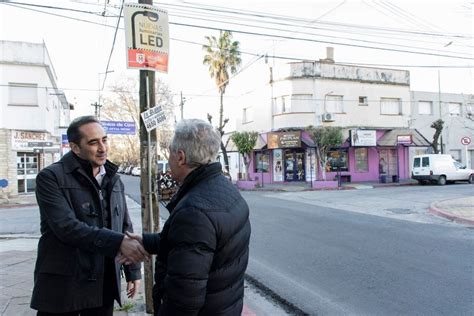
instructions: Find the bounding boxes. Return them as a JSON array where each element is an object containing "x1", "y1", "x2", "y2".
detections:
[{"x1": 94, "y1": 176, "x2": 474, "y2": 314}]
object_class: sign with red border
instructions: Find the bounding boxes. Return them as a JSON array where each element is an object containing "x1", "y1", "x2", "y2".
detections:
[
  {"x1": 124, "y1": 3, "x2": 169, "y2": 73},
  {"x1": 461, "y1": 136, "x2": 471, "y2": 145}
]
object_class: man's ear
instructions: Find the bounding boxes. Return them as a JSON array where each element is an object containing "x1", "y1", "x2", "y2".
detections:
[
  {"x1": 177, "y1": 150, "x2": 186, "y2": 166},
  {"x1": 70, "y1": 142, "x2": 80, "y2": 155}
]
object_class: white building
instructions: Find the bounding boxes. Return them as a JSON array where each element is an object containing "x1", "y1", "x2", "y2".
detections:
[
  {"x1": 410, "y1": 91, "x2": 474, "y2": 168},
  {"x1": 233, "y1": 48, "x2": 430, "y2": 184},
  {"x1": 0, "y1": 41, "x2": 72, "y2": 195}
]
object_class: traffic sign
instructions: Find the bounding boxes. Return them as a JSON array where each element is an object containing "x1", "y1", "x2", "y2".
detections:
[{"x1": 461, "y1": 136, "x2": 471, "y2": 146}]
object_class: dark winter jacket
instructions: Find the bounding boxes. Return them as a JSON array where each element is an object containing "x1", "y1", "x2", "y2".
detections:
[
  {"x1": 30, "y1": 152, "x2": 141, "y2": 313},
  {"x1": 142, "y1": 162, "x2": 251, "y2": 316}
]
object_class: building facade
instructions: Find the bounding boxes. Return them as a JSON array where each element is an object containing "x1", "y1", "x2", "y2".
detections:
[
  {"x1": 0, "y1": 41, "x2": 71, "y2": 195},
  {"x1": 410, "y1": 91, "x2": 474, "y2": 169},
  {"x1": 233, "y1": 48, "x2": 432, "y2": 184}
]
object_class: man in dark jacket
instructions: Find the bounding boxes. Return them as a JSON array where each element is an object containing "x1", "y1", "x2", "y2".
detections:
[
  {"x1": 31, "y1": 116, "x2": 148, "y2": 316},
  {"x1": 127, "y1": 119, "x2": 251, "y2": 315}
]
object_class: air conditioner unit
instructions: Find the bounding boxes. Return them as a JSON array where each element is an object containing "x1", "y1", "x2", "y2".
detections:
[{"x1": 321, "y1": 112, "x2": 335, "y2": 122}]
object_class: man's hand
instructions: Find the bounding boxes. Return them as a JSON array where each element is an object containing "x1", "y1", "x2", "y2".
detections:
[
  {"x1": 127, "y1": 280, "x2": 141, "y2": 299},
  {"x1": 125, "y1": 231, "x2": 143, "y2": 245},
  {"x1": 118, "y1": 235, "x2": 149, "y2": 264}
]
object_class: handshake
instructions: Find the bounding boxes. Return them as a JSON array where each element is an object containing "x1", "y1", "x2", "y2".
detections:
[{"x1": 118, "y1": 232, "x2": 149, "y2": 265}]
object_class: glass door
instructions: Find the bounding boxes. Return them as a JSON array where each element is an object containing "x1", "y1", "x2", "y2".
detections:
[
  {"x1": 284, "y1": 150, "x2": 306, "y2": 181},
  {"x1": 17, "y1": 153, "x2": 38, "y2": 193}
]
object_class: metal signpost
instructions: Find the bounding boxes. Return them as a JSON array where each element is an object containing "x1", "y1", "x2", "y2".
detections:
[
  {"x1": 124, "y1": 2, "x2": 169, "y2": 312},
  {"x1": 461, "y1": 136, "x2": 471, "y2": 166}
]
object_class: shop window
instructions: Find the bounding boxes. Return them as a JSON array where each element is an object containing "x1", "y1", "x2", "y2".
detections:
[
  {"x1": 254, "y1": 151, "x2": 269, "y2": 172},
  {"x1": 380, "y1": 97, "x2": 401, "y2": 115},
  {"x1": 326, "y1": 149, "x2": 348, "y2": 172},
  {"x1": 355, "y1": 148, "x2": 368, "y2": 172},
  {"x1": 9, "y1": 83, "x2": 38, "y2": 106},
  {"x1": 418, "y1": 101, "x2": 433, "y2": 115}
]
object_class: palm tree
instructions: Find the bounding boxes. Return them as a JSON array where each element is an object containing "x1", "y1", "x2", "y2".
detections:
[{"x1": 203, "y1": 30, "x2": 241, "y2": 172}]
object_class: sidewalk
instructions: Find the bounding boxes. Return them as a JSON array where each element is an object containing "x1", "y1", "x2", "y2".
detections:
[{"x1": 0, "y1": 196, "x2": 284, "y2": 316}]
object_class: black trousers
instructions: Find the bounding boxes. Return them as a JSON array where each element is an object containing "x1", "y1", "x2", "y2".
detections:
[{"x1": 37, "y1": 259, "x2": 117, "y2": 316}]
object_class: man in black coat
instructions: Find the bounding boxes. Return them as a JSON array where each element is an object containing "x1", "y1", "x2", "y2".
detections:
[
  {"x1": 127, "y1": 119, "x2": 251, "y2": 315},
  {"x1": 31, "y1": 116, "x2": 148, "y2": 316}
]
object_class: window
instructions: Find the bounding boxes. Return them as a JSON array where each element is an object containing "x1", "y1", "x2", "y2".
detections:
[
  {"x1": 448, "y1": 103, "x2": 461, "y2": 116},
  {"x1": 358, "y1": 96, "x2": 368, "y2": 106},
  {"x1": 243, "y1": 107, "x2": 253, "y2": 123},
  {"x1": 413, "y1": 157, "x2": 420, "y2": 168},
  {"x1": 254, "y1": 151, "x2": 269, "y2": 172},
  {"x1": 467, "y1": 103, "x2": 473, "y2": 116},
  {"x1": 422, "y1": 157, "x2": 429, "y2": 167},
  {"x1": 291, "y1": 94, "x2": 313, "y2": 112},
  {"x1": 380, "y1": 97, "x2": 401, "y2": 115},
  {"x1": 355, "y1": 148, "x2": 368, "y2": 172},
  {"x1": 325, "y1": 95, "x2": 344, "y2": 113},
  {"x1": 274, "y1": 95, "x2": 290, "y2": 114},
  {"x1": 8, "y1": 83, "x2": 38, "y2": 106},
  {"x1": 418, "y1": 101, "x2": 433, "y2": 115},
  {"x1": 326, "y1": 149, "x2": 348, "y2": 172},
  {"x1": 450, "y1": 149, "x2": 461, "y2": 162}
]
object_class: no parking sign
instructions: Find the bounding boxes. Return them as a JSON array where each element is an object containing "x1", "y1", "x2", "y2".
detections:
[{"x1": 461, "y1": 136, "x2": 471, "y2": 146}]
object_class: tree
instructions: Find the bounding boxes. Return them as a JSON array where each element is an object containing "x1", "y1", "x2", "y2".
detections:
[
  {"x1": 230, "y1": 131, "x2": 258, "y2": 180},
  {"x1": 203, "y1": 30, "x2": 242, "y2": 173},
  {"x1": 430, "y1": 119, "x2": 444, "y2": 154},
  {"x1": 101, "y1": 76, "x2": 175, "y2": 165},
  {"x1": 306, "y1": 126, "x2": 344, "y2": 181}
]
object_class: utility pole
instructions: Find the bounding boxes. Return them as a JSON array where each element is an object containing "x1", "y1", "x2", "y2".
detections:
[
  {"x1": 179, "y1": 91, "x2": 185, "y2": 120},
  {"x1": 138, "y1": 0, "x2": 159, "y2": 313},
  {"x1": 91, "y1": 102, "x2": 102, "y2": 119}
]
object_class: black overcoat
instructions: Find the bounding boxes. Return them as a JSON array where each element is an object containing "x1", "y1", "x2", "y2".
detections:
[
  {"x1": 143, "y1": 163, "x2": 251, "y2": 316},
  {"x1": 30, "y1": 152, "x2": 141, "y2": 313}
]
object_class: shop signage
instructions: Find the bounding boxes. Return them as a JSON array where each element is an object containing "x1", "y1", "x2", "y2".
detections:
[
  {"x1": 124, "y1": 3, "x2": 169, "y2": 73},
  {"x1": 11, "y1": 130, "x2": 50, "y2": 150},
  {"x1": 397, "y1": 135, "x2": 412, "y2": 144},
  {"x1": 61, "y1": 134, "x2": 71, "y2": 156},
  {"x1": 267, "y1": 131, "x2": 301, "y2": 149},
  {"x1": 101, "y1": 121, "x2": 136, "y2": 135},
  {"x1": 350, "y1": 129, "x2": 376, "y2": 147}
]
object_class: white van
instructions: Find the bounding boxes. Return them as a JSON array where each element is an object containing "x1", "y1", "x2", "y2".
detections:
[{"x1": 411, "y1": 154, "x2": 474, "y2": 185}]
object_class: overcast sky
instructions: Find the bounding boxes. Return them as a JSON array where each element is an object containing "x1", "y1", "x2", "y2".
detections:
[{"x1": 1, "y1": 0, "x2": 472, "y2": 128}]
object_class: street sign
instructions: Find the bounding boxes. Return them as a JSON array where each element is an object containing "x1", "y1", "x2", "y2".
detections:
[
  {"x1": 28, "y1": 141, "x2": 53, "y2": 147},
  {"x1": 461, "y1": 136, "x2": 471, "y2": 146},
  {"x1": 101, "y1": 121, "x2": 136, "y2": 135},
  {"x1": 141, "y1": 106, "x2": 167, "y2": 132},
  {"x1": 124, "y1": 3, "x2": 169, "y2": 73}
]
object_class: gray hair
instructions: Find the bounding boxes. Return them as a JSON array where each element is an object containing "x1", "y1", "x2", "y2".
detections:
[{"x1": 170, "y1": 119, "x2": 221, "y2": 166}]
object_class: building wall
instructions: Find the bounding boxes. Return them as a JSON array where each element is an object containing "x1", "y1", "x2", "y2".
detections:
[
  {"x1": 411, "y1": 91, "x2": 474, "y2": 166},
  {"x1": 0, "y1": 41, "x2": 70, "y2": 196}
]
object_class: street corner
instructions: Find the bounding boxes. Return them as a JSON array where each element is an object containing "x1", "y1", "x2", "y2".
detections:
[{"x1": 429, "y1": 196, "x2": 474, "y2": 226}]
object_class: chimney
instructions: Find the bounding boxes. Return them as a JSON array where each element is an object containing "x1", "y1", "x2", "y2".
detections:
[
  {"x1": 326, "y1": 47, "x2": 334, "y2": 61},
  {"x1": 320, "y1": 47, "x2": 335, "y2": 63}
]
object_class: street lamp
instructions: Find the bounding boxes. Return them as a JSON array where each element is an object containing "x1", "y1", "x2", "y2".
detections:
[{"x1": 437, "y1": 41, "x2": 452, "y2": 154}]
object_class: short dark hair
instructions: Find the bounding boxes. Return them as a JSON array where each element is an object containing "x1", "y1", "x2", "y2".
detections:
[{"x1": 67, "y1": 115, "x2": 100, "y2": 144}]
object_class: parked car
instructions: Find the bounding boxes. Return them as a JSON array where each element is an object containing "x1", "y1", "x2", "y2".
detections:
[
  {"x1": 131, "y1": 166, "x2": 141, "y2": 176},
  {"x1": 411, "y1": 154, "x2": 474, "y2": 185},
  {"x1": 124, "y1": 165, "x2": 134, "y2": 175}
]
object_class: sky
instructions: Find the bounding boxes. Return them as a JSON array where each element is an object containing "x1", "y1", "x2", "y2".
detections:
[{"x1": 1, "y1": 0, "x2": 472, "y2": 130}]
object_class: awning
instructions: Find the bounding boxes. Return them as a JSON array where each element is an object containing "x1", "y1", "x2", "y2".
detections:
[
  {"x1": 302, "y1": 137, "x2": 315, "y2": 147},
  {"x1": 377, "y1": 128, "x2": 430, "y2": 146},
  {"x1": 225, "y1": 134, "x2": 267, "y2": 152}
]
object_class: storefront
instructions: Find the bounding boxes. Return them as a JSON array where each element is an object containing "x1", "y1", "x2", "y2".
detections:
[{"x1": 245, "y1": 128, "x2": 430, "y2": 185}]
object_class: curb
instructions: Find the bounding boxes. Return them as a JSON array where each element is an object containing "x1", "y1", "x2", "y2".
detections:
[
  {"x1": 428, "y1": 202, "x2": 474, "y2": 226},
  {"x1": 0, "y1": 202, "x2": 37, "y2": 209}
]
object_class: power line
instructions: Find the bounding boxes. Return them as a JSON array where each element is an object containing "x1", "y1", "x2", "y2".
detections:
[{"x1": 102, "y1": 0, "x2": 123, "y2": 91}]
